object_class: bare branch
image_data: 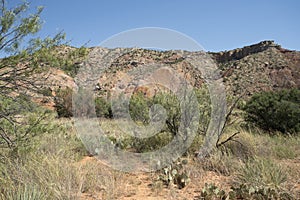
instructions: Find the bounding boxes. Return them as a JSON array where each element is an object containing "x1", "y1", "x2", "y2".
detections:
[
  {"x1": 0, "y1": 126, "x2": 13, "y2": 148},
  {"x1": 216, "y1": 131, "x2": 240, "y2": 147},
  {"x1": 0, "y1": 0, "x2": 4, "y2": 13},
  {"x1": 215, "y1": 91, "x2": 247, "y2": 147},
  {"x1": 22, "y1": 112, "x2": 47, "y2": 138}
]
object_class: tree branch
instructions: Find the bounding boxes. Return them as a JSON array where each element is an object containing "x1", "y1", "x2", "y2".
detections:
[
  {"x1": 216, "y1": 91, "x2": 247, "y2": 145},
  {"x1": 216, "y1": 131, "x2": 240, "y2": 147}
]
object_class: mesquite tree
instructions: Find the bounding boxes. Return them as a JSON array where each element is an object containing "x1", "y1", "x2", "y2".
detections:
[{"x1": 0, "y1": 0, "x2": 64, "y2": 152}]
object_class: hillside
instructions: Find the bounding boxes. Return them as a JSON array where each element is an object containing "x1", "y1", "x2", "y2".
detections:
[
  {"x1": 212, "y1": 40, "x2": 300, "y2": 96},
  {"x1": 23, "y1": 40, "x2": 300, "y2": 109}
]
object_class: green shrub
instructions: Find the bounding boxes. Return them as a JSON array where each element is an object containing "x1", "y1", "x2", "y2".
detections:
[
  {"x1": 113, "y1": 87, "x2": 211, "y2": 153},
  {"x1": 54, "y1": 87, "x2": 73, "y2": 118},
  {"x1": 128, "y1": 87, "x2": 211, "y2": 136},
  {"x1": 111, "y1": 131, "x2": 173, "y2": 153},
  {"x1": 95, "y1": 97, "x2": 112, "y2": 118},
  {"x1": 61, "y1": 47, "x2": 89, "y2": 77},
  {"x1": 0, "y1": 94, "x2": 50, "y2": 155},
  {"x1": 38, "y1": 87, "x2": 53, "y2": 97},
  {"x1": 129, "y1": 91, "x2": 151, "y2": 124},
  {"x1": 126, "y1": 91, "x2": 181, "y2": 135},
  {"x1": 110, "y1": 93, "x2": 128, "y2": 119},
  {"x1": 244, "y1": 89, "x2": 300, "y2": 134},
  {"x1": 55, "y1": 87, "x2": 96, "y2": 118},
  {"x1": 32, "y1": 46, "x2": 89, "y2": 77},
  {"x1": 130, "y1": 132, "x2": 173, "y2": 153},
  {"x1": 54, "y1": 88, "x2": 117, "y2": 119}
]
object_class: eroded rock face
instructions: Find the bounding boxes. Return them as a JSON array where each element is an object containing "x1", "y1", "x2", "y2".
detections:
[
  {"x1": 210, "y1": 40, "x2": 281, "y2": 63},
  {"x1": 95, "y1": 49, "x2": 203, "y2": 99}
]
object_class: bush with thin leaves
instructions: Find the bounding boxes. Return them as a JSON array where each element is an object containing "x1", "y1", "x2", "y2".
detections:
[
  {"x1": 0, "y1": 0, "x2": 66, "y2": 155},
  {"x1": 0, "y1": 94, "x2": 50, "y2": 155}
]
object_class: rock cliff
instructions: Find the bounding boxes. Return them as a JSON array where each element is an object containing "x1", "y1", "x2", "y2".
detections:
[{"x1": 210, "y1": 40, "x2": 282, "y2": 63}]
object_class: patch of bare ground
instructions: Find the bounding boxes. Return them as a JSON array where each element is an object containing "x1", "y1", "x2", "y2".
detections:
[{"x1": 76, "y1": 156, "x2": 232, "y2": 200}]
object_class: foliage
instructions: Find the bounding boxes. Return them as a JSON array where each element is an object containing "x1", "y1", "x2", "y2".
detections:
[
  {"x1": 54, "y1": 87, "x2": 114, "y2": 118},
  {"x1": 60, "y1": 46, "x2": 88, "y2": 77},
  {"x1": 0, "y1": 0, "x2": 42, "y2": 53},
  {"x1": 194, "y1": 87, "x2": 212, "y2": 134},
  {"x1": 157, "y1": 158, "x2": 190, "y2": 189},
  {"x1": 244, "y1": 89, "x2": 300, "y2": 134},
  {"x1": 200, "y1": 150, "x2": 237, "y2": 176},
  {"x1": 0, "y1": 0, "x2": 66, "y2": 95},
  {"x1": 152, "y1": 91, "x2": 182, "y2": 135},
  {"x1": 129, "y1": 90, "x2": 184, "y2": 135},
  {"x1": 235, "y1": 157, "x2": 287, "y2": 189},
  {"x1": 198, "y1": 183, "x2": 227, "y2": 200},
  {"x1": 129, "y1": 91, "x2": 151, "y2": 124},
  {"x1": 54, "y1": 87, "x2": 73, "y2": 118},
  {"x1": 197, "y1": 183, "x2": 293, "y2": 200},
  {"x1": 31, "y1": 45, "x2": 88, "y2": 77},
  {"x1": 128, "y1": 87, "x2": 211, "y2": 136},
  {"x1": 106, "y1": 87, "x2": 211, "y2": 154},
  {"x1": 95, "y1": 96, "x2": 112, "y2": 118},
  {"x1": 56, "y1": 85, "x2": 210, "y2": 135},
  {"x1": 229, "y1": 184, "x2": 293, "y2": 200},
  {"x1": 0, "y1": 185, "x2": 47, "y2": 200},
  {"x1": 0, "y1": 118, "x2": 122, "y2": 199},
  {"x1": 120, "y1": 132, "x2": 173, "y2": 153},
  {"x1": 106, "y1": 130, "x2": 172, "y2": 153},
  {"x1": 0, "y1": 0, "x2": 65, "y2": 153},
  {"x1": 111, "y1": 87, "x2": 210, "y2": 153},
  {"x1": 0, "y1": 94, "x2": 50, "y2": 154}
]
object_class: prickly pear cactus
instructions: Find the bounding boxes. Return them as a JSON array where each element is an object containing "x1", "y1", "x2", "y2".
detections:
[{"x1": 158, "y1": 158, "x2": 190, "y2": 189}]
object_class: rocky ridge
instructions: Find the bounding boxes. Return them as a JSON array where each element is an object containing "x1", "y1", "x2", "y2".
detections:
[
  {"x1": 210, "y1": 40, "x2": 281, "y2": 63},
  {"x1": 14, "y1": 40, "x2": 300, "y2": 109},
  {"x1": 89, "y1": 40, "x2": 300, "y2": 99},
  {"x1": 214, "y1": 41, "x2": 300, "y2": 96}
]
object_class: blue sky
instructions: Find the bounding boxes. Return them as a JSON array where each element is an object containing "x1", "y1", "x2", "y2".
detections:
[{"x1": 12, "y1": 0, "x2": 300, "y2": 52}]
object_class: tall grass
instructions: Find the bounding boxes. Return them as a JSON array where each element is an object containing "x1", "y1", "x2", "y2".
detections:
[
  {"x1": 0, "y1": 117, "x2": 125, "y2": 200},
  {"x1": 235, "y1": 157, "x2": 287, "y2": 189},
  {"x1": 0, "y1": 114, "x2": 299, "y2": 199}
]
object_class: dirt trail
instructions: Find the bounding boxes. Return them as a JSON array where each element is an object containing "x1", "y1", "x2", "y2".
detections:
[{"x1": 77, "y1": 156, "x2": 232, "y2": 200}]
